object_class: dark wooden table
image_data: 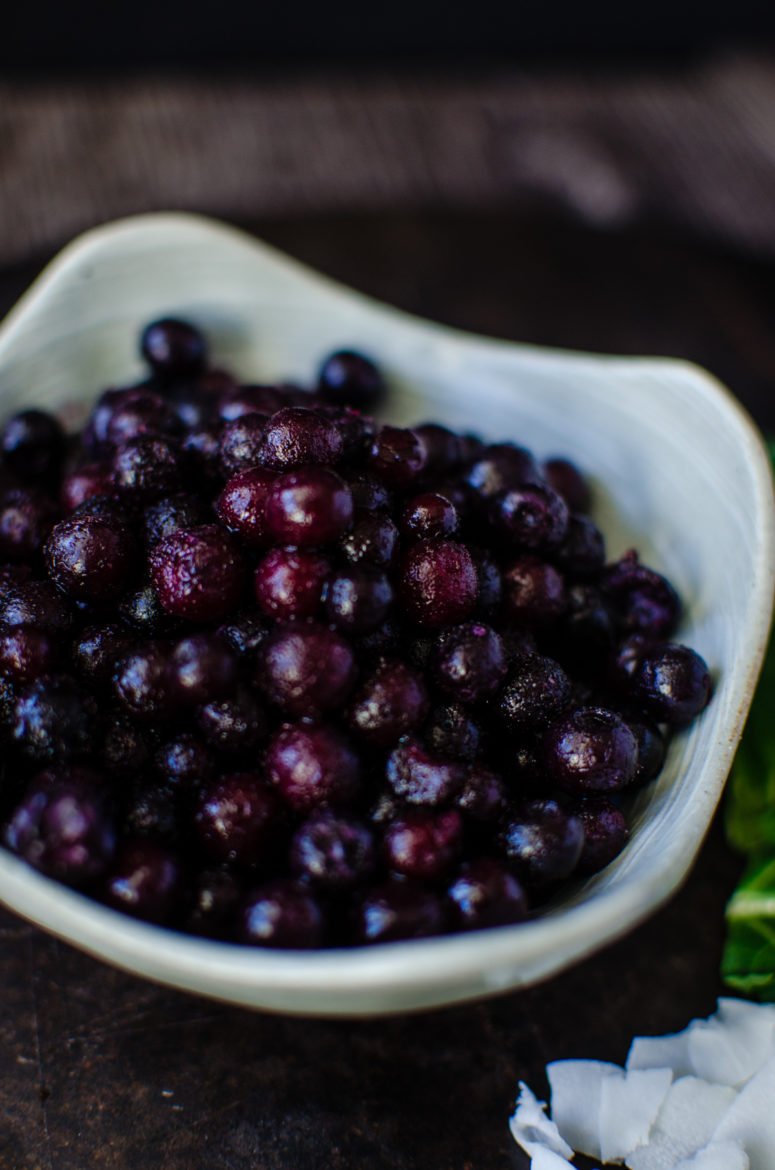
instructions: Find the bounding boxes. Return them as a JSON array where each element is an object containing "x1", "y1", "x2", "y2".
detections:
[{"x1": 0, "y1": 210, "x2": 770, "y2": 1170}]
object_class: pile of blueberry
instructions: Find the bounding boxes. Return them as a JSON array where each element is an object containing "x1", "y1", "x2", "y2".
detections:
[{"x1": 0, "y1": 318, "x2": 712, "y2": 948}]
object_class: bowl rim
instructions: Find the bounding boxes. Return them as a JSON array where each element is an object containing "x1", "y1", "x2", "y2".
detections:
[{"x1": 0, "y1": 211, "x2": 772, "y2": 1015}]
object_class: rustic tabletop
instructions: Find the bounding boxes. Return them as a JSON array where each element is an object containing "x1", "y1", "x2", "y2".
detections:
[{"x1": 0, "y1": 209, "x2": 771, "y2": 1169}]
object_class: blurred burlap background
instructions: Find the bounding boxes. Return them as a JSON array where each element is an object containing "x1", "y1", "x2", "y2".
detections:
[{"x1": 2, "y1": 52, "x2": 775, "y2": 266}]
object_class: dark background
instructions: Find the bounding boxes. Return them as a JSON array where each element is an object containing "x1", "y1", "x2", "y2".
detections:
[{"x1": 4, "y1": 0, "x2": 775, "y2": 71}]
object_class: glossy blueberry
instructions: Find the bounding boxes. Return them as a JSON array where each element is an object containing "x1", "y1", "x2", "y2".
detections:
[
  {"x1": 384, "y1": 808, "x2": 463, "y2": 881},
  {"x1": 143, "y1": 494, "x2": 204, "y2": 548},
  {"x1": 503, "y1": 555, "x2": 566, "y2": 624},
  {"x1": 464, "y1": 444, "x2": 541, "y2": 500},
  {"x1": 258, "y1": 406, "x2": 344, "y2": 470},
  {"x1": 385, "y1": 737, "x2": 466, "y2": 806},
  {"x1": 105, "y1": 389, "x2": 175, "y2": 446},
  {"x1": 318, "y1": 349, "x2": 385, "y2": 410},
  {"x1": 240, "y1": 881, "x2": 325, "y2": 949},
  {"x1": 432, "y1": 622, "x2": 506, "y2": 705},
  {"x1": 0, "y1": 488, "x2": 58, "y2": 562},
  {"x1": 602, "y1": 549, "x2": 682, "y2": 639},
  {"x1": 171, "y1": 634, "x2": 238, "y2": 707},
  {"x1": 324, "y1": 567, "x2": 393, "y2": 634},
  {"x1": 543, "y1": 707, "x2": 638, "y2": 793},
  {"x1": 194, "y1": 773, "x2": 278, "y2": 866},
  {"x1": 347, "y1": 659, "x2": 428, "y2": 748},
  {"x1": 401, "y1": 492, "x2": 459, "y2": 540},
  {"x1": 556, "y1": 514, "x2": 606, "y2": 578},
  {"x1": 573, "y1": 798, "x2": 630, "y2": 875},
  {"x1": 413, "y1": 423, "x2": 462, "y2": 474},
  {"x1": 491, "y1": 482, "x2": 569, "y2": 551},
  {"x1": 628, "y1": 716, "x2": 667, "y2": 785},
  {"x1": 0, "y1": 410, "x2": 65, "y2": 481},
  {"x1": 140, "y1": 317, "x2": 207, "y2": 380},
  {"x1": 217, "y1": 412, "x2": 267, "y2": 477},
  {"x1": 368, "y1": 426, "x2": 427, "y2": 489},
  {"x1": 266, "y1": 722, "x2": 360, "y2": 812},
  {"x1": 151, "y1": 524, "x2": 245, "y2": 622},
  {"x1": 217, "y1": 612, "x2": 270, "y2": 660},
  {"x1": 45, "y1": 514, "x2": 135, "y2": 602},
  {"x1": 495, "y1": 653, "x2": 572, "y2": 734},
  {"x1": 447, "y1": 859, "x2": 528, "y2": 930},
  {"x1": 254, "y1": 547, "x2": 330, "y2": 621},
  {"x1": 399, "y1": 539, "x2": 478, "y2": 628},
  {"x1": 632, "y1": 642, "x2": 712, "y2": 725},
  {"x1": 3, "y1": 769, "x2": 114, "y2": 885},
  {"x1": 352, "y1": 882, "x2": 444, "y2": 944},
  {"x1": 290, "y1": 811, "x2": 375, "y2": 892},
  {"x1": 543, "y1": 457, "x2": 591, "y2": 513},
  {"x1": 215, "y1": 466, "x2": 277, "y2": 547},
  {"x1": 60, "y1": 463, "x2": 113, "y2": 512},
  {"x1": 455, "y1": 765, "x2": 507, "y2": 823},
  {"x1": 340, "y1": 513, "x2": 399, "y2": 568},
  {"x1": 265, "y1": 466, "x2": 353, "y2": 547},
  {"x1": 103, "y1": 840, "x2": 182, "y2": 923},
  {"x1": 258, "y1": 622, "x2": 356, "y2": 718},
  {"x1": 119, "y1": 584, "x2": 180, "y2": 636},
  {"x1": 112, "y1": 436, "x2": 182, "y2": 502},
  {"x1": 11, "y1": 676, "x2": 98, "y2": 763},
  {"x1": 501, "y1": 797, "x2": 585, "y2": 887},
  {"x1": 113, "y1": 644, "x2": 176, "y2": 724}
]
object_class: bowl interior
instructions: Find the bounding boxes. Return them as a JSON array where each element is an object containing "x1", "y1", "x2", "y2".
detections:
[{"x1": 0, "y1": 213, "x2": 771, "y2": 1016}]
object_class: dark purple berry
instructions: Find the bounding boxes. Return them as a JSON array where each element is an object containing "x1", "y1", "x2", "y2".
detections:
[
  {"x1": 401, "y1": 492, "x2": 459, "y2": 540},
  {"x1": 399, "y1": 539, "x2": 478, "y2": 628},
  {"x1": 368, "y1": 426, "x2": 427, "y2": 489},
  {"x1": 143, "y1": 494, "x2": 204, "y2": 548},
  {"x1": 113, "y1": 644, "x2": 176, "y2": 723},
  {"x1": 44, "y1": 514, "x2": 135, "y2": 603},
  {"x1": 3, "y1": 581, "x2": 71, "y2": 635},
  {"x1": 155, "y1": 734, "x2": 214, "y2": 787},
  {"x1": 258, "y1": 622, "x2": 356, "y2": 718},
  {"x1": 217, "y1": 612, "x2": 269, "y2": 659},
  {"x1": 491, "y1": 483, "x2": 569, "y2": 551},
  {"x1": 455, "y1": 765, "x2": 507, "y2": 823},
  {"x1": 140, "y1": 317, "x2": 207, "y2": 380},
  {"x1": 186, "y1": 867, "x2": 242, "y2": 938},
  {"x1": 265, "y1": 466, "x2": 353, "y2": 547},
  {"x1": 150, "y1": 524, "x2": 245, "y2": 622},
  {"x1": 11, "y1": 676, "x2": 98, "y2": 763},
  {"x1": 447, "y1": 859, "x2": 528, "y2": 930},
  {"x1": 632, "y1": 642, "x2": 712, "y2": 725},
  {"x1": 348, "y1": 659, "x2": 428, "y2": 748},
  {"x1": 194, "y1": 773, "x2": 278, "y2": 866},
  {"x1": 318, "y1": 349, "x2": 385, "y2": 410},
  {"x1": 105, "y1": 389, "x2": 175, "y2": 445},
  {"x1": 1, "y1": 410, "x2": 65, "y2": 481},
  {"x1": 0, "y1": 627, "x2": 58, "y2": 684},
  {"x1": 503, "y1": 555, "x2": 566, "y2": 623},
  {"x1": 472, "y1": 549, "x2": 503, "y2": 615},
  {"x1": 501, "y1": 797, "x2": 585, "y2": 886},
  {"x1": 112, "y1": 436, "x2": 182, "y2": 502},
  {"x1": 258, "y1": 406, "x2": 344, "y2": 470},
  {"x1": 290, "y1": 811, "x2": 375, "y2": 892},
  {"x1": 266, "y1": 722, "x2": 360, "y2": 812},
  {"x1": 496, "y1": 653, "x2": 572, "y2": 734},
  {"x1": 385, "y1": 737, "x2": 466, "y2": 806},
  {"x1": 543, "y1": 458, "x2": 591, "y2": 513},
  {"x1": 573, "y1": 798, "x2": 630, "y2": 874},
  {"x1": 60, "y1": 464, "x2": 113, "y2": 512},
  {"x1": 219, "y1": 413, "x2": 269, "y2": 479},
  {"x1": 217, "y1": 384, "x2": 281, "y2": 423},
  {"x1": 103, "y1": 839, "x2": 182, "y2": 923},
  {"x1": 3, "y1": 769, "x2": 114, "y2": 885},
  {"x1": 346, "y1": 471, "x2": 393, "y2": 514},
  {"x1": 181, "y1": 426, "x2": 222, "y2": 481},
  {"x1": 432, "y1": 622, "x2": 506, "y2": 705},
  {"x1": 628, "y1": 716, "x2": 667, "y2": 785},
  {"x1": 544, "y1": 706, "x2": 638, "y2": 792},
  {"x1": 0, "y1": 488, "x2": 58, "y2": 562},
  {"x1": 118, "y1": 584, "x2": 178, "y2": 636},
  {"x1": 215, "y1": 466, "x2": 277, "y2": 547},
  {"x1": 171, "y1": 634, "x2": 238, "y2": 707},
  {"x1": 240, "y1": 880, "x2": 325, "y2": 949},
  {"x1": 340, "y1": 514, "x2": 398, "y2": 568},
  {"x1": 324, "y1": 567, "x2": 393, "y2": 634},
  {"x1": 413, "y1": 423, "x2": 462, "y2": 473},
  {"x1": 100, "y1": 716, "x2": 151, "y2": 778},
  {"x1": 196, "y1": 688, "x2": 267, "y2": 757},
  {"x1": 384, "y1": 808, "x2": 463, "y2": 881},
  {"x1": 254, "y1": 547, "x2": 330, "y2": 621},
  {"x1": 602, "y1": 550, "x2": 682, "y2": 638},
  {"x1": 424, "y1": 703, "x2": 481, "y2": 762},
  {"x1": 353, "y1": 882, "x2": 444, "y2": 944},
  {"x1": 556, "y1": 515, "x2": 606, "y2": 578},
  {"x1": 465, "y1": 444, "x2": 541, "y2": 500},
  {"x1": 124, "y1": 778, "x2": 179, "y2": 841}
]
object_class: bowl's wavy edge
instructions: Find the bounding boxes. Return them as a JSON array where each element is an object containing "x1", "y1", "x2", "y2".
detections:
[{"x1": 0, "y1": 210, "x2": 772, "y2": 1016}]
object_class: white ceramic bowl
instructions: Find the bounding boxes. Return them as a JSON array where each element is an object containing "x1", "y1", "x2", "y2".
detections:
[{"x1": 0, "y1": 213, "x2": 771, "y2": 1017}]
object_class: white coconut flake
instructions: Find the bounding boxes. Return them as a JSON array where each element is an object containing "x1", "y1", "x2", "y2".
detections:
[
  {"x1": 509, "y1": 1081, "x2": 574, "y2": 1162},
  {"x1": 627, "y1": 1030, "x2": 694, "y2": 1077},
  {"x1": 711, "y1": 1054, "x2": 775, "y2": 1170},
  {"x1": 547, "y1": 1059, "x2": 619, "y2": 1159},
  {"x1": 688, "y1": 1003, "x2": 775, "y2": 1087},
  {"x1": 625, "y1": 1077, "x2": 737, "y2": 1170},
  {"x1": 599, "y1": 1067, "x2": 673, "y2": 1165},
  {"x1": 672, "y1": 1141, "x2": 750, "y2": 1170}
]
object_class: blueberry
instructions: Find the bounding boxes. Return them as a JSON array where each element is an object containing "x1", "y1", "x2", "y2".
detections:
[
  {"x1": 0, "y1": 410, "x2": 65, "y2": 482},
  {"x1": 265, "y1": 467, "x2": 353, "y2": 547},
  {"x1": 103, "y1": 839, "x2": 182, "y2": 923},
  {"x1": 368, "y1": 426, "x2": 427, "y2": 489},
  {"x1": 254, "y1": 547, "x2": 330, "y2": 621},
  {"x1": 266, "y1": 722, "x2": 360, "y2": 812},
  {"x1": 140, "y1": 318, "x2": 207, "y2": 380},
  {"x1": 543, "y1": 707, "x2": 638, "y2": 793},
  {"x1": 258, "y1": 622, "x2": 356, "y2": 718},
  {"x1": 150, "y1": 524, "x2": 245, "y2": 622},
  {"x1": 324, "y1": 567, "x2": 393, "y2": 634},
  {"x1": 194, "y1": 773, "x2": 278, "y2": 866},
  {"x1": 399, "y1": 539, "x2": 478, "y2": 628},
  {"x1": 447, "y1": 859, "x2": 528, "y2": 930},
  {"x1": 290, "y1": 811, "x2": 375, "y2": 892},
  {"x1": 501, "y1": 797, "x2": 585, "y2": 887},
  {"x1": 258, "y1": 406, "x2": 345, "y2": 470},
  {"x1": 240, "y1": 881, "x2": 325, "y2": 948},
  {"x1": 348, "y1": 659, "x2": 429, "y2": 748},
  {"x1": 385, "y1": 737, "x2": 466, "y2": 806},
  {"x1": 11, "y1": 676, "x2": 98, "y2": 763},
  {"x1": 318, "y1": 349, "x2": 385, "y2": 411},
  {"x1": 431, "y1": 622, "x2": 506, "y2": 705},
  {"x1": 632, "y1": 642, "x2": 712, "y2": 725},
  {"x1": 45, "y1": 514, "x2": 135, "y2": 602},
  {"x1": 383, "y1": 808, "x2": 463, "y2": 881},
  {"x1": 352, "y1": 882, "x2": 445, "y2": 944},
  {"x1": 573, "y1": 798, "x2": 630, "y2": 875}
]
